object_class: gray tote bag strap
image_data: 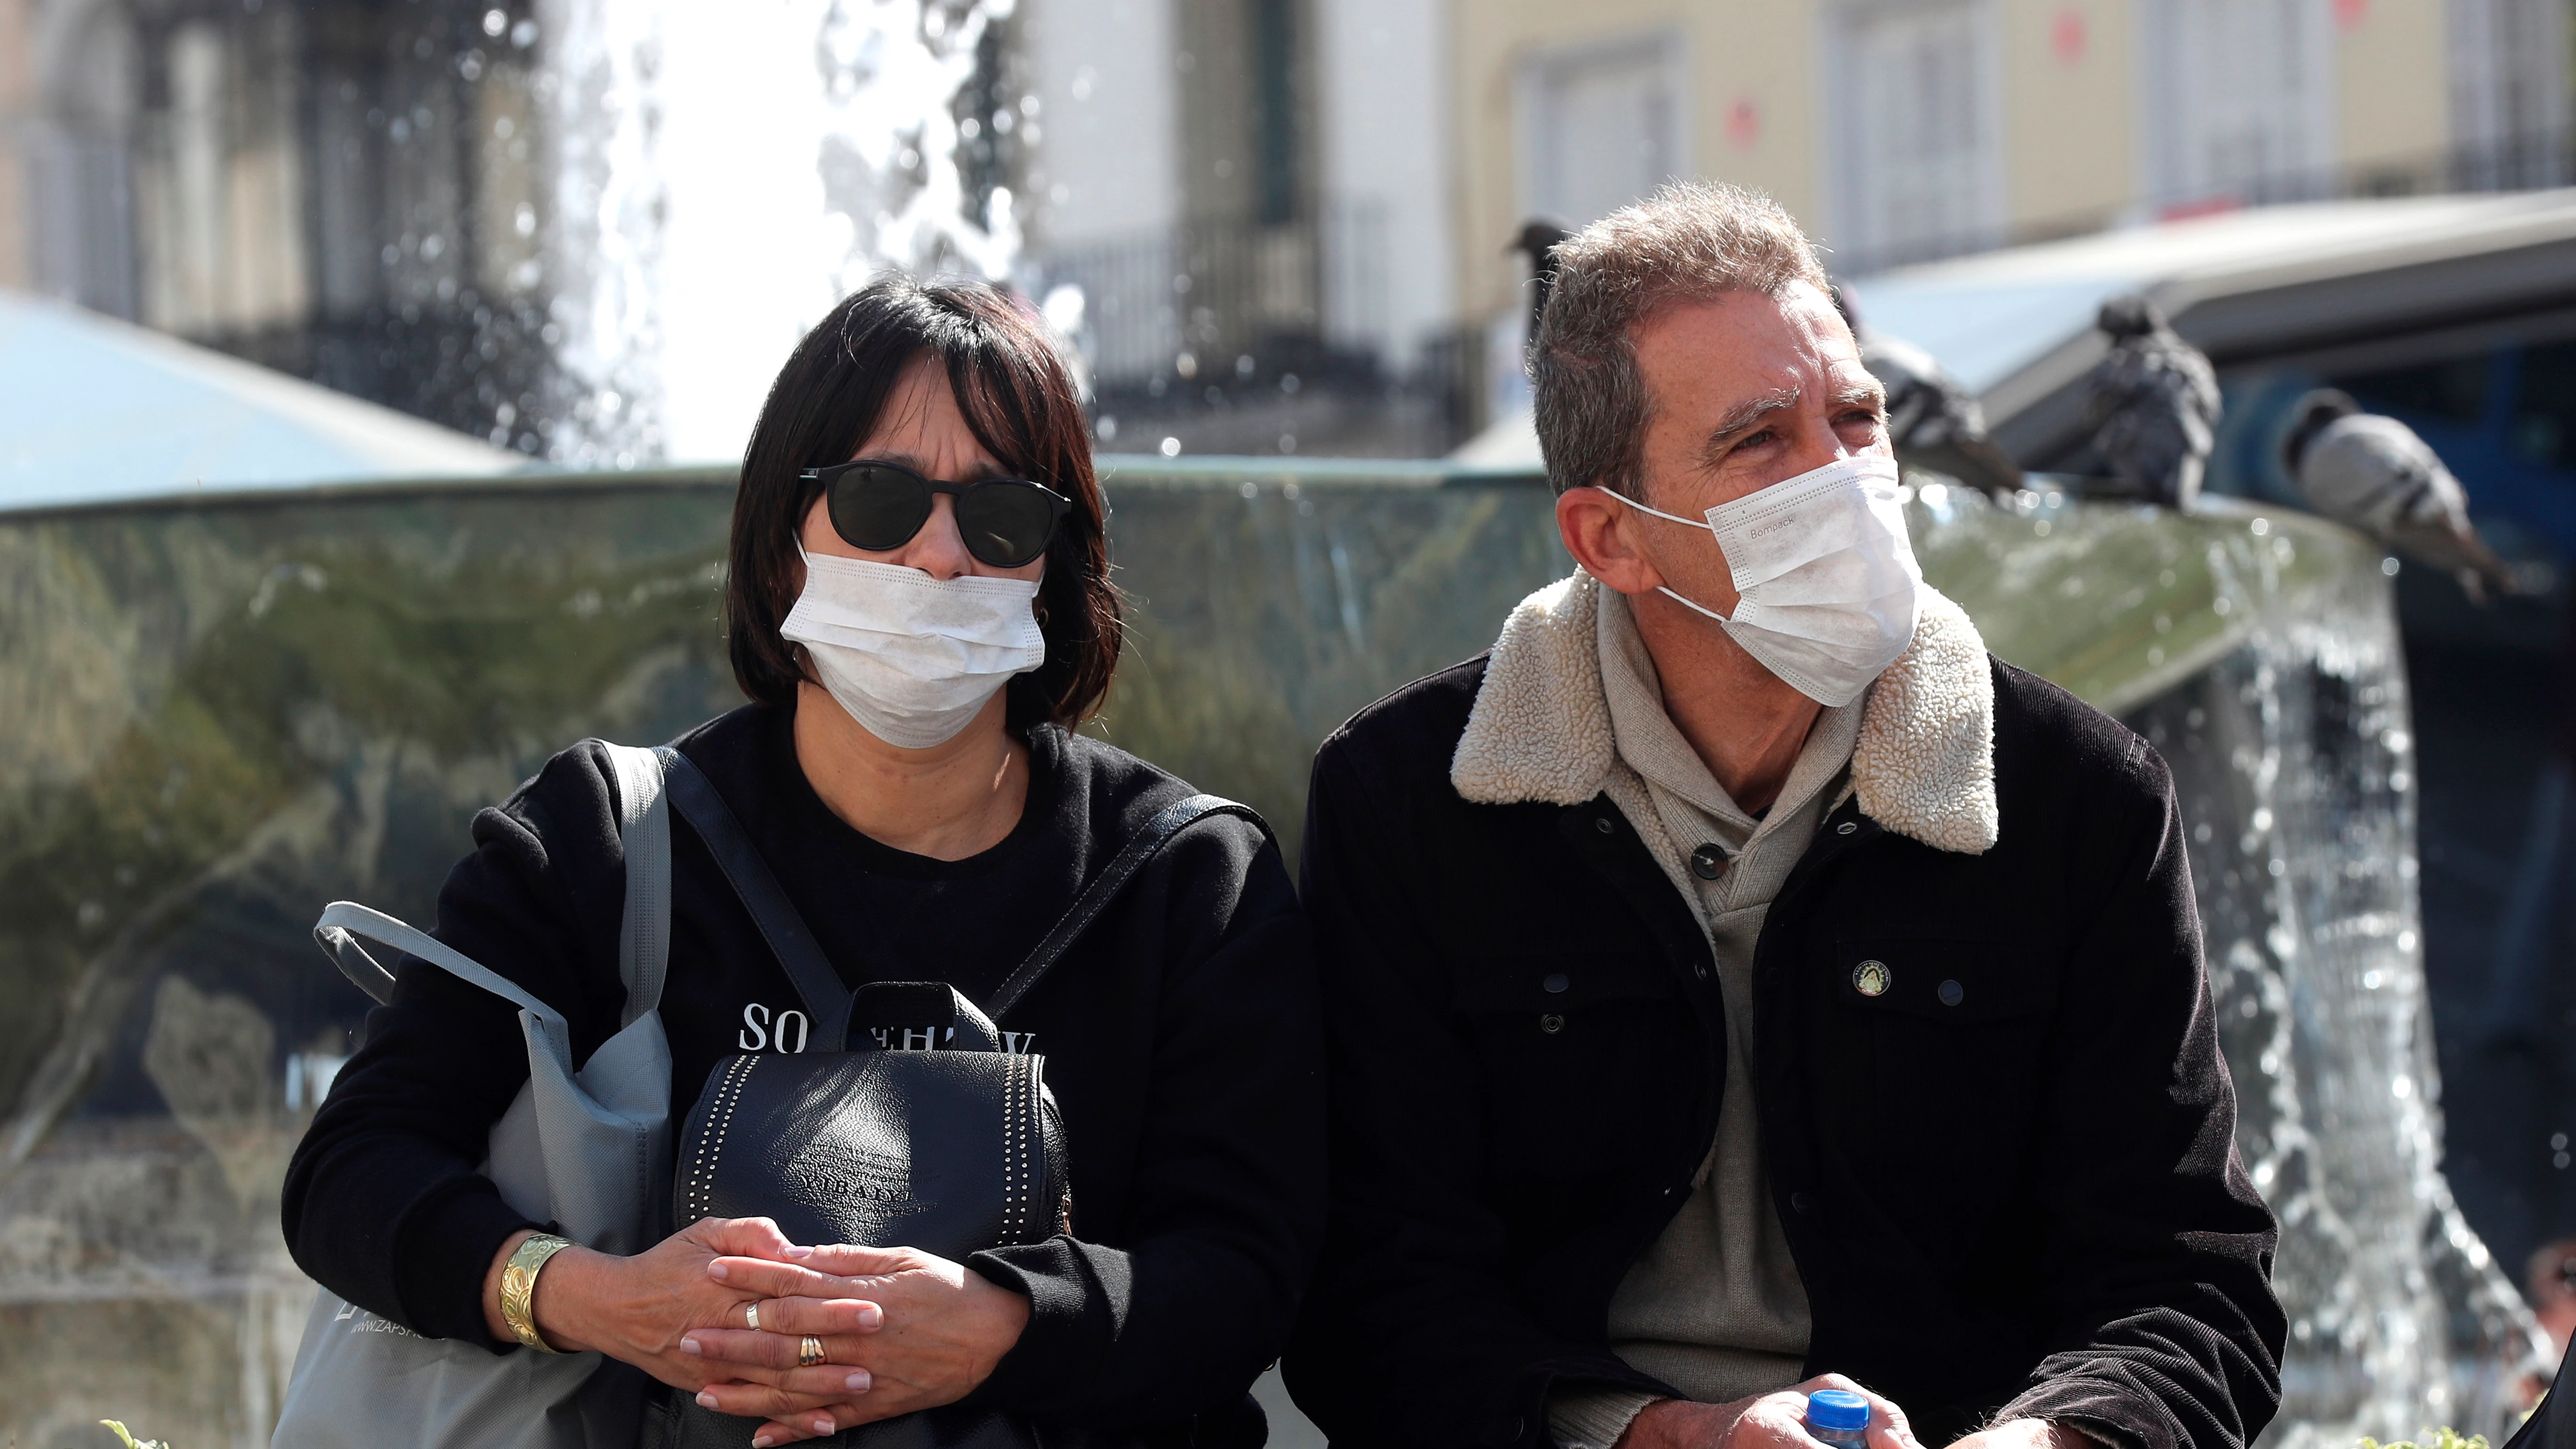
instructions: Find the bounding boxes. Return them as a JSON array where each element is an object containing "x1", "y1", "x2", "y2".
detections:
[
  {"x1": 314, "y1": 740, "x2": 671, "y2": 1022},
  {"x1": 600, "y1": 742, "x2": 672, "y2": 1027},
  {"x1": 315, "y1": 906, "x2": 404, "y2": 1005},
  {"x1": 314, "y1": 901, "x2": 567, "y2": 1036}
]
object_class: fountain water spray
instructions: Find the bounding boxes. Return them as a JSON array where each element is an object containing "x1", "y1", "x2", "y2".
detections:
[
  {"x1": 537, "y1": 0, "x2": 1021, "y2": 466},
  {"x1": 1911, "y1": 484, "x2": 2552, "y2": 1442}
]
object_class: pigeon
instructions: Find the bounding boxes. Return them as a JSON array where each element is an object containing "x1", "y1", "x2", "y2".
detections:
[
  {"x1": 1514, "y1": 220, "x2": 1569, "y2": 343},
  {"x1": 1833, "y1": 284, "x2": 2025, "y2": 498},
  {"x1": 2284, "y1": 388, "x2": 2519, "y2": 604},
  {"x1": 2084, "y1": 295, "x2": 2222, "y2": 509}
]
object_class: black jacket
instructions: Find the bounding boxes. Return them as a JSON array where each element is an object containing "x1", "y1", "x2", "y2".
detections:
[
  {"x1": 1280, "y1": 580, "x2": 2282, "y2": 1449},
  {"x1": 284, "y1": 705, "x2": 1326, "y2": 1441}
]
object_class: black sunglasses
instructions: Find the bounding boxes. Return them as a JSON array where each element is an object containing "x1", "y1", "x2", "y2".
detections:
[{"x1": 798, "y1": 460, "x2": 1072, "y2": 569}]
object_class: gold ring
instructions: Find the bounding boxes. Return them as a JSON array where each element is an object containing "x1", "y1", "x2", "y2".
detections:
[
  {"x1": 798, "y1": 1335, "x2": 825, "y2": 1368},
  {"x1": 745, "y1": 1302, "x2": 760, "y2": 1332}
]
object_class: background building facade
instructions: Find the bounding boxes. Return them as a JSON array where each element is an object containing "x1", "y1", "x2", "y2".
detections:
[
  {"x1": 1, "y1": 0, "x2": 554, "y2": 450},
  {"x1": 2, "y1": 0, "x2": 2569, "y2": 459},
  {"x1": 1015, "y1": 0, "x2": 1466, "y2": 456},
  {"x1": 1454, "y1": 0, "x2": 2572, "y2": 424}
]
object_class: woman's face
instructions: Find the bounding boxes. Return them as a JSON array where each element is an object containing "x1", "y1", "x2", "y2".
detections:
[{"x1": 798, "y1": 352, "x2": 1050, "y2": 585}]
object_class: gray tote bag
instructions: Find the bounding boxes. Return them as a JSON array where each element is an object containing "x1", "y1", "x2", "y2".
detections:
[{"x1": 273, "y1": 742, "x2": 676, "y2": 1449}]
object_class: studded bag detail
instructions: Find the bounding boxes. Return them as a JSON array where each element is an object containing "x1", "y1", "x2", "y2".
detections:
[{"x1": 653, "y1": 752, "x2": 1256, "y2": 1449}]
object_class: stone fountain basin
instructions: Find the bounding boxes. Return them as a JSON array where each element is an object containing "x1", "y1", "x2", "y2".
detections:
[{"x1": 0, "y1": 462, "x2": 2536, "y2": 1444}]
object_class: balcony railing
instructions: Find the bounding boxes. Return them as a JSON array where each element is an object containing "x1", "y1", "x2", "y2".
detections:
[{"x1": 1028, "y1": 202, "x2": 1389, "y2": 386}]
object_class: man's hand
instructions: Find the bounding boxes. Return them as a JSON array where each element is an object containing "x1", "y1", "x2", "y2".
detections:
[
  {"x1": 1617, "y1": 1376, "x2": 1919, "y2": 1449},
  {"x1": 1946, "y1": 1421, "x2": 2095, "y2": 1449}
]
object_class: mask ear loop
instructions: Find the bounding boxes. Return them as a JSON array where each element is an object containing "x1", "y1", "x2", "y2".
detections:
[{"x1": 1596, "y1": 488, "x2": 1736, "y2": 624}]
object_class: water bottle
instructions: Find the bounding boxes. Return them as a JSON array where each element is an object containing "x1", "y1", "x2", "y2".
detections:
[{"x1": 1805, "y1": 1390, "x2": 1872, "y2": 1449}]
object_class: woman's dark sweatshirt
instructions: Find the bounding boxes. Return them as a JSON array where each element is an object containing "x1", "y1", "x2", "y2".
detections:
[{"x1": 282, "y1": 703, "x2": 1325, "y2": 1435}]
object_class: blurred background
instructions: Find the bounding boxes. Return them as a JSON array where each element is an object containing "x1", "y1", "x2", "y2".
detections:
[
  {"x1": 8, "y1": 0, "x2": 2575, "y2": 461},
  {"x1": 14, "y1": 0, "x2": 2576, "y2": 1444}
]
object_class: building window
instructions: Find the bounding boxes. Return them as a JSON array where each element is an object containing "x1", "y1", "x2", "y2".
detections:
[
  {"x1": 1829, "y1": 0, "x2": 1999, "y2": 270},
  {"x1": 2450, "y1": 0, "x2": 2571, "y2": 188},
  {"x1": 1514, "y1": 32, "x2": 1688, "y2": 232},
  {"x1": 2144, "y1": 0, "x2": 2334, "y2": 209}
]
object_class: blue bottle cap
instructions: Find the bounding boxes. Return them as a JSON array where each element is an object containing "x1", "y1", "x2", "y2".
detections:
[{"x1": 1806, "y1": 1391, "x2": 1872, "y2": 1433}]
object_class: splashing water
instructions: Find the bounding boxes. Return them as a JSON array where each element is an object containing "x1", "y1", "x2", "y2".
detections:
[
  {"x1": 2133, "y1": 558, "x2": 2542, "y2": 1445},
  {"x1": 537, "y1": 0, "x2": 1020, "y2": 466},
  {"x1": 1914, "y1": 483, "x2": 2551, "y2": 1443}
]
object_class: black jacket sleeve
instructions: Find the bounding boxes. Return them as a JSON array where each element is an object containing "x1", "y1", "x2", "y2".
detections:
[
  {"x1": 1282, "y1": 742, "x2": 1671, "y2": 1447},
  {"x1": 1995, "y1": 742, "x2": 2284, "y2": 1449},
  {"x1": 967, "y1": 821, "x2": 1328, "y2": 1429},
  {"x1": 281, "y1": 745, "x2": 628, "y2": 1345}
]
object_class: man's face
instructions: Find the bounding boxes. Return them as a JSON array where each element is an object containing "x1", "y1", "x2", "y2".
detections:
[{"x1": 1623, "y1": 280, "x2": 1890, "y2": 616}]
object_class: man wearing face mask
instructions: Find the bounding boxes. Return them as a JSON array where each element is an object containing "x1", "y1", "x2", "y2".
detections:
[{"x1": 1281, "y1": 185, "x2": 2282, "y2": 1449}]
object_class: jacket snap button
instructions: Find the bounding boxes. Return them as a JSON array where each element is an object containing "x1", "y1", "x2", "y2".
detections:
[
  {"x1": 1791, "y1": 1191, "x2": 1815, "y2": 1215},
  {"x1": 1836, "y1": 821, "x2": 1858, "y2": 836},
  {"x1": 1543, "y1": 973, "x2": 1570, "y2": 994},
  {"x1": 1595, "y1": 816, "x2": 1616, "y2": 835},
  {"x1": 1938, "y1": 978, "x2": 1965, "y2": 1006},
  {"x1": 1539, "y1": 1013, "x2": 1565, "y2": 1034},
  {"x1": 1690, "y1": 844, "x2": 1726, "y2": 880}
]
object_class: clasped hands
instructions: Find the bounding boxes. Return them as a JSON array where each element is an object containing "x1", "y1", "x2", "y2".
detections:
[{"x1": 510, "y1": 1217, "x2": 1031, "y2": 1449}]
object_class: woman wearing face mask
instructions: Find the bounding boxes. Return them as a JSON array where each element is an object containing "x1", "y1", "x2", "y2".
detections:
[{"x1": 283, "y1": 277, "x2": 1325, "y2": 1448}]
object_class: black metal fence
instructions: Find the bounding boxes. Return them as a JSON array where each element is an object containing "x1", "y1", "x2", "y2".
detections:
[
  {"x1": 1026, "y1": 201, "x2": 1482, "y2": 457},
  {"x1": 1028, "y1": 202, "x2": 1389, "y2": 385}
]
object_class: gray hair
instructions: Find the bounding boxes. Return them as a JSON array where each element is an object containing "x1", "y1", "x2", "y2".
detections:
[{"x1": 1530, "y1": 181, "x2": 1830, "y2": 496}]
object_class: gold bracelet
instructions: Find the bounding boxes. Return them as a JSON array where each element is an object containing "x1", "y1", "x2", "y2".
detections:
[{"x1": 499, "y1": 1232, "x2": 574, "y2": 1353}]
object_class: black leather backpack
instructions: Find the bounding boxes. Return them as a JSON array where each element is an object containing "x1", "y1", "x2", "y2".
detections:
[{"x1": 652, "y1": 752, "x2": 1257, "y2": 1449}]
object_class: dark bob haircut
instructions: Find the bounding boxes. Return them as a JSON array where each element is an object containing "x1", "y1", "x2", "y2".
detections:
[{"x1": 727, "y1": 275, "x2": 1119, "y2": 731}]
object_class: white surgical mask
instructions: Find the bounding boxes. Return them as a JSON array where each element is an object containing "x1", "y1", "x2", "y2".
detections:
[
  {"x1": 1608, "y1": 454, "x2": 1922, "y2": 706},
  {"x1": 779, "y1": 549, "x2": 1046, "y2": 749}
]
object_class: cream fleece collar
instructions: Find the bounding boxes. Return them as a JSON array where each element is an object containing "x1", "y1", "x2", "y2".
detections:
[{"x1": 1449, "y1": 572, "x2": 2000, "y2": 854}]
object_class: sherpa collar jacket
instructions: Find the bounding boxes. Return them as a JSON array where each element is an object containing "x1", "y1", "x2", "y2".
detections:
[{"x1": 1280, "y1": 572, "x2": 2284, "y2": 1449}]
